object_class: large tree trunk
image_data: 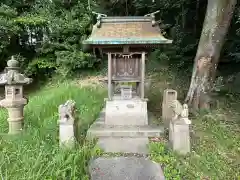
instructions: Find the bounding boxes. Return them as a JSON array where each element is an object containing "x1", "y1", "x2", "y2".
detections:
[{"x1": 185, "y1": 0, "x2": 237, "y2": 110}]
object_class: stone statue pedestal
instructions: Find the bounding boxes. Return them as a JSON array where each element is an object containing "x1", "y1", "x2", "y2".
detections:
[
  {"x1": 59, "y1": 122, "x2": 75, "y2": 148},
  {"x1": 169, "y1": 119, "x2": 190, "y2": 154}
]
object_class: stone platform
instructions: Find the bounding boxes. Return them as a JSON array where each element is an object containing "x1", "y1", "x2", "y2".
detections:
[
  {"x1": 87, "y1": 108, "x2": 164, "y2": 154},
  {"x1": 87, "y1": 99, "x2": 165, "y2": 180}
]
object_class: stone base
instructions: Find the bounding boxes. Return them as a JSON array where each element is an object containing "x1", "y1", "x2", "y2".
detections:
[
  {"x1": 169, "y1": 121, "x2": 190, "y2": 154},
  {"x1": 8, "y1": 120, "x2": 24, "y2": 134},
  {"x1": 59, "y1": 124, "x2": 75, "y2": 148},
  {"x1": 105, "y1": 98, "x2": 148, "y2": 126},
  {"x1": 87, "y1": 109, "x2": 164, "y2": 139},
  {"x1": 87, "y1": 109, "x2": 164, "y2": 154}
]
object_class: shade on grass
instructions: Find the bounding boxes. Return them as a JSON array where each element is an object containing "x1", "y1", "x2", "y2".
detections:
[{"x1": 0, "y1": 82, "x2": 106, "y2": 180}]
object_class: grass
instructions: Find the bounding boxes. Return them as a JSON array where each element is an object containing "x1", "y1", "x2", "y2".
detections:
[
  {"x1": 149, "y1": 109, "x2": 240, "y2": 180},
  {"x1": 0, "y1": 58, "x2": 239, "y2": 180},
  {"x1": 147, "y1": 65, "x2": 240, "y2": 180},
  {"x1": 0, "y1": 80, "x2": 106, "y2": 180}
]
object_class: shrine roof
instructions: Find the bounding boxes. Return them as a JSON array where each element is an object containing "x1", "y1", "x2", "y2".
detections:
[{"x1": 83, "y1": 16, "x2": 172, "y2": 45}]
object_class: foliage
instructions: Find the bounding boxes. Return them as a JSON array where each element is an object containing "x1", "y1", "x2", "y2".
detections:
[
  {"x1": 0, "y1": 0, "x2": 240, "y2": 79},
  {"x1": 0, "y1": 81, "x2": 106, "y2": 179},
  {"x1": 147, "y1": 72, "x2": 240, "y2": 180},
  {"x1": 0, "y1": 0, "x2": 95, "y2": 78},
  {"x1": 0, "y1": 5, "x2": 19, "y2": 56},
  {"x1": 146, "y1": 60, "x2": 240, "y2": 179},
  {"x1": 23, "y1": 57, "x2": 56, "y2": 78},
  {"x1": 228, "y1": 4, "x2": 240, "y2": 62},
  {"x1": 149, "y1": 142, "x2": 181, "y2": 179}
]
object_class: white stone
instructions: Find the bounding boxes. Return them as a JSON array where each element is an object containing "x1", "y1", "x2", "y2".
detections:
[
  {"x1": 170, "y1": 121, "x2": 190, "y2": 154},
  {"x1": 105, "y1": 99, "x2": 148, "y2": 126},
  {"x1": 59, "y1": 123, "x2": 75, "y2": 147}
]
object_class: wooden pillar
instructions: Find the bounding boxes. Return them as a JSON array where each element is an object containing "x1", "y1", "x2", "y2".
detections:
[
  {"x1": 140, "y1": 52, "x2": 146, "y2": 99},
  {"x1": 108, "y1": 53, "x2": 112, "y2": 100}
]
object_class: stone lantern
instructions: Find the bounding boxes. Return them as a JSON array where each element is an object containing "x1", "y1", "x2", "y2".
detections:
[{"x1": 0, "y1": 56, "x2": 32, "y2": 134}]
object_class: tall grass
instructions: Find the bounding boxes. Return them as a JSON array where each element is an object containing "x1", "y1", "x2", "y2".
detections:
[{"x1": 0, "y1": 82, "x2": 106, "y2": 180}]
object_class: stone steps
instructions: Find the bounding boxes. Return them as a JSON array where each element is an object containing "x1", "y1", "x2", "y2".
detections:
[
  {"x1": 87, "y1": 124, "x2": 164, "y2": 138},
  {"x1": 87, "y1": 108, "x2": 164, "y2": 155}
]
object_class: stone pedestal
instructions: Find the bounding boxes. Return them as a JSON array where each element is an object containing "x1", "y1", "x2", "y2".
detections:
[
  {"x1": 105, "y1": 98, "x2": 148, "y2": 126},
  {"x1": 169, "y1": 120, "x2": 190, "y2": 154},
  {"x1": 59, "y1": 123, "x2": 75, "y2": 148}
]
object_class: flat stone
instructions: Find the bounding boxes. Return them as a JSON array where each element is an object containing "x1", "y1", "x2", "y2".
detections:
[
  {"x1": 97, "y1": 137, "x2": 149, "y2": 154},
  {"x1": 87, "y1": 124, "x2": 164, "y2": 138},
  {"x1": 89, "y1": 157, "x2": 165, "y2": 180}
]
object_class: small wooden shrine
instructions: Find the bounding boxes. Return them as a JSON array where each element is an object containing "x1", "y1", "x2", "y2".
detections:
[
  {"x1": 84, "y1": 14, "x2": 172, "y2": 101},
  {"x1": 84, "y1": 13, "x2": 172, "y2": 126}
]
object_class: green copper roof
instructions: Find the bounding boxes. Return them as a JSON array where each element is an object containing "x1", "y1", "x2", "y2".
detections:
[{"x1": 83, "y1": 16, "x2": 172, "y2": 45}]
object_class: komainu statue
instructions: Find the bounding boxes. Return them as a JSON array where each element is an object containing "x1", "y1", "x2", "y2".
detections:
[
  {"x1": 171, "y1": 100, "x2": 191, "y2": 124},
  {"x1": 58, "y1": 100, "x2": 76, "y2": 124}
]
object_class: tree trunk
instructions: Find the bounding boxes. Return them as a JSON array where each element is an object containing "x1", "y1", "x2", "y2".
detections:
[{"x1": 185, "y1": 0, "x2": 237, "y2": 110}]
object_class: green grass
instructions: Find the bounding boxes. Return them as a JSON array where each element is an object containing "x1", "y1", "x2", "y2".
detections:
[
  {"x1": 0, "y1": 81, "x2": 106, "y2": 180},
  {"x1": 149, "y1": 109, "x2": 240, "y2": 180},
  {"x1": 0, "y1": 58, "x2": 240, "y2": 180},
  {"x1": 147, "y1": 66, "x2": 240, "y2": 180}
]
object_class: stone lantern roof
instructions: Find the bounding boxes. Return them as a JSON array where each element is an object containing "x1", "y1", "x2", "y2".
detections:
[{"x1": 0, "y1": 56, "x2": 32, "y2": 85}]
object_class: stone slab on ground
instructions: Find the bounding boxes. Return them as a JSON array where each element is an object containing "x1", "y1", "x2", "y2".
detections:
[
  {"x1": 97, "y1": 137, "x2": 149, "y2": 154},
  {"x1": 89, "y1": 156, "x2": 165, "y2": 180}
]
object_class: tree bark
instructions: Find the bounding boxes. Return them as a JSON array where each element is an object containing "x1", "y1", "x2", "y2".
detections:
[{"x1": 185, "y1": 0, "x2": 237, "y2": 110}]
